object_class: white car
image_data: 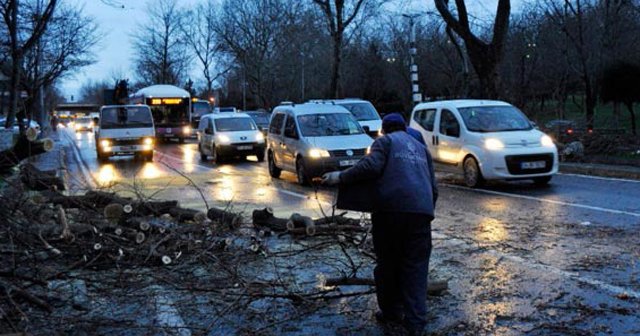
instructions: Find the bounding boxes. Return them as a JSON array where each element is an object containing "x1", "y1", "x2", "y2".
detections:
[
  {"x1": 267, "y1": 103, "x2": 373, "y2": 185},
  {"x1": 196, "y1": 113, "x2": 266, "y2": 162},
  {"x1": 308, "y1": 99, "x2": 382, "y2": 138},
  {"x1": 409, "y1": 100, "x2": 558, "y2": 187},
  {"x1": 95, "y1": 105, "x2": 155, "y2": 162}
]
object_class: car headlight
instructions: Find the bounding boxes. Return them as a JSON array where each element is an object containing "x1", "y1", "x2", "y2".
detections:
[
  {"x1": 75, "y1": 124, "x2": 81, "y2": 130},
  {"x1": 366, "y1": 146, "x2": 371, "y2": 155},
  {"x1": 100, "y1": 139, "x2": 111, "y2": 148},
  {"x1": 143, "y1": 137, "x2": 154, "y2": 146},
  {"x1": 217, "y1": 134, "x2": 231, "y2": 144},
  {"x1": 183, "y1": 126, "x2": 191, "y2": 134},
  {"x1": 309, "y1": 149, "x2": 330, "y2": 158},
  {"x1": 541, "y1": 135, "x2": 555, "y2": 147},
  {"x1": 484, "y1": 138, "x2": 504, "y2": 150},
  {"x1": 255, "y1": 132, "x2": 265, "y2": 142}
]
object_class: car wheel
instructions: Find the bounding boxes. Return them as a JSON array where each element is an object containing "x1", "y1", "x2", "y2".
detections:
[
  {"x1": 268, "y1": 151, "x2": 281, "y2": 178},
  {"x1": 463, "y1": 156, "x2": 484, "y2": 188},
  {"x1": 296, "y1": 158, "x2": 310, "y2": 186},
  {"x1": 533, "y1": 176, "x2": 552, "y2": 186},
  {"x1": 145, "y1": 152, "x2": 153, "y2": 162},
  {"x1": 97, "y1": 150, "x2": 108, "y2": 163},
  {"x1": 212, "y1": 147, "x2": 224, "y2": 163},
  {"x1": 256, "y1": 151, "x2": 265, "y2": 162},
  {"x1": 199, "y1": 144, "x2": 207, "y2": 161}
]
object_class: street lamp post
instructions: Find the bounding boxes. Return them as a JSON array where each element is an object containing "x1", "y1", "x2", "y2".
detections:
[{"x1": 403, "y1": 13, "x2": 423, "y2": 106}]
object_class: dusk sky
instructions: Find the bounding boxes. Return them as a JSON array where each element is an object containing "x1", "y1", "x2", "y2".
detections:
[{"x1": 59, "y1": 0, "x2": 521, "y2": 101}]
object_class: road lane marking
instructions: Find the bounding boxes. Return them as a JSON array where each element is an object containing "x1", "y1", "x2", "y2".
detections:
[
  {"x1": 432, "y1": 231, "x2": 640, "y2": 299},
  {"x1": 445, "y1": 184, "x2": 640, "y2": 218},
  {"x1": 63, "y1": 130, "x2": 98, "y2": 188},
  {"x1": 558, "y1": 172, "x2": 640, "y2": 184}
]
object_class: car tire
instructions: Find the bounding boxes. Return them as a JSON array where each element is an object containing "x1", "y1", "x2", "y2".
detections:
[
  {"x1": 296, "y1": 158, "x2": 310, "y2": 186},
  {"x1": 533, "y1": 176, "x2": 552, "y2": 186},
  {"x1": 463, "y1": 156, "x2": 484, "y2": 188},
  {"x1": 145, "y1": 152, "x2": 153, "y2": 162},
  {"x1": 199, "y1": 144, "x2": 207, "y2": 161},
  {"x1": 268, "y1": 151, "x2": 281, "y2": 178},
  {"x1": 212, "y1": 147, "x2": 224, "y2": 163},
  {"x1": 256, "y1": 151, "x2": 265, "y2": 162}
]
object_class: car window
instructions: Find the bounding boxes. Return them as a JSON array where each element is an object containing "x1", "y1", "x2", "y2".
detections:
[
  {"x1": 413, "y1": 109, "x2": 436, "y2": 132},
  {"x1": 439, "y1": 109, "x2": 460, "y2": 138},
  {"x1": 198, "y1": 117, "x2": 208, "y2": 129},
  {"x1": 284, "y1": 114, "x2": 298, "y2": 139},
  {"x1": 296, "y1": 113, "x2": 364, "y2": 137},
  {"x1": 458, "y1": 106, "x2": 533, "y2": 132},
  {"x1": 338, "y1": 102, "x2": 380, "y2": 121},
  {"x1": 101, "y1": 106, "x2": 153, "y2": 129},
  {"x1": 269, "y1": 113, "x2": 285, "y2": 135},
  {"x1": 214, "y1": 118, "x2": 256, "y2": 132}
]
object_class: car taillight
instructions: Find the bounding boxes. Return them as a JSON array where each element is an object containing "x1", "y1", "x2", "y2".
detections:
[{"x1": 567, "y1": 129, "x2": 573, "y2": 134}]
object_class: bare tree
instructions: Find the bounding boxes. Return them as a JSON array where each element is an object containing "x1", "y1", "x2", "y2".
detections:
[
  {"x1": 434, "y1": 0, "x2": 510, "y2": 99},
  {"x1": 312, "y1": 0, "x2": 381, "y2": 98},
  {"x1": 132, "y1": 0, "x2": 190, "y2": 85},
  {"x1": 181, "y1": 1, "x2": 229, "y2": 99},
  {"x1": 22, "y1": 1, "x2": 99, "y2": 126},
  {"x1": 0, "y1": 0, "x2": 57, "y2": 131}
]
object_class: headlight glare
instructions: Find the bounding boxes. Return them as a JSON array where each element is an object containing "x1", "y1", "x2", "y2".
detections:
[
  {"x1": 100, "y1": 139, "x2": 111, "y2": 148},
  {"x1": 484, "y1": 138, "x2": 504, "y2": 150},
  {"x1": 255, "y1": 132, "x2": 265, "y2": 142},
  {"x1": 143, "y1": 137, "x2": 154, "y2": 146},
  {"x1": 541, "y1": 135, "x2": 555, "y2": 147},
  {"x1": 217, "y1": 134, "x2": 231, "y2": 144},
  {"x1": 309, "y1": 149, "x2": 330, "y2": 158},
  {"x1": 183, "y1": 126, "x2": 191, "y2": 134}
]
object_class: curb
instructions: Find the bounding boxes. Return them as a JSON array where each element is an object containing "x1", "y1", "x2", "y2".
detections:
[{"x1": 559, "y1": 163, "x2": 640, "y2": 181}]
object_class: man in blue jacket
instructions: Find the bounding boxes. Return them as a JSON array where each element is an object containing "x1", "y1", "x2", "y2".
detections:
[{"x1": 322, "y1": 113, "x2": 437, "y2": 335}]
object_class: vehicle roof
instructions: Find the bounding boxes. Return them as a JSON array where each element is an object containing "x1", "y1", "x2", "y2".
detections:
[
  {"x1": 132, "y1": 85, "x2": 190, "y2": 98},
  {"x1": 308, "y1": 98, "x2": 367, "y2": 104},
  {"x1": 413, "y1": 99, "x2": 512, "y2": 110},
  {"x1": 204, "y1": 112, "x2": 253, "y2": 120},
  {"x1": 101, "y1": 104, "x2": 150, "y2": 110},
  {"x1": 273, "y1": 103, "x2": 350, "y2": 116}
]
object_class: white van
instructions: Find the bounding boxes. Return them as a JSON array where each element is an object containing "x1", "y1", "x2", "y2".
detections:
[
  {"x1": 95, "y1": 105, "x2": 155, "y2": 162},
  {"x1": 267, "y1": 103, "x2": 374, "y2": 185},
  {"x1": 308, "y1": 99, "x2": 382, "y2": 138},
  {"x1": 409, "y1": 100, "x2": 558, "y2": 187},
  {"x1": 196, "y1": 113, "x2": 266, "y2": 162}
]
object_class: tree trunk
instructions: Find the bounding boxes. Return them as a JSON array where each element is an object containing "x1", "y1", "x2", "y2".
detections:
[{"x1": 330, "y1": 33, "x2": 343, "y2": 99}]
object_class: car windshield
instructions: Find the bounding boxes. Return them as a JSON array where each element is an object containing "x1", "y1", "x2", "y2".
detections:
[
  {"x1": 297, "y1": 113, "x2": 363, "y2": 137},
  {"x1": 101, "y1": 107, "x2": 153, "y2": 129},
  {"x1": 218, "y1": 107, "x2": 235, "y2": 113},
  {"x1": 248, "y1": 113, "x2": 270, "y2": 124},
  {"x1": 76, "y1": 118, "x2": 92, "y2": 125},
  {"x1": 192, "y1": 102, "x2": 210, "y2": 117},
  {"x1": 214, "y1": 117, "x2": 256, "y2": 131},
  {"x1": 458, "y1": 106, "x2": 533, "y2": 132},
  {"x1": 337, "y1": 102, "x2": 380, "y2": 121}
]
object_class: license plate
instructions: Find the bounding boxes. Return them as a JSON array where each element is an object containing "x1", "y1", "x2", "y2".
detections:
[
  {"x1": 120, "y1": 145, "x2": 135, "y2": 151},
  {"x1": 521, "y1": 161, "x2": 546, "y2": 169},
  {"x1": 339, "y1": 159, "x2": 359, "y2": 167},
  {"x1": 237, "y1": 145, "x2": 252, "y2": 150},
  {"x1": 165, "y1": 128, "x2": 172, "y2": 134}
]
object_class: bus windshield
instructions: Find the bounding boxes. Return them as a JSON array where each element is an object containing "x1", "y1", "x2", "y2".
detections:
[
  {"x1": 192, "y1": 101, "x2": 210, "y2": 118},
  {"x1": 148, "y1": 97, "x2": 190, "y2": 125},
  {"x1": 101, "y1": 106, "x2": 153, "y2": 129}
]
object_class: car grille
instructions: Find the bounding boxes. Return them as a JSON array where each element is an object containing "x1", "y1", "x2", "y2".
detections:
[
  {"x1": 329, "y1": 148, "x2": 367, "y2": 157},
  {"x1": 113, "y1": 138, "x2": 143, "y2": 146},
  {"x1": 505, "y1": 153, "x2": 554, "y2": 175}
]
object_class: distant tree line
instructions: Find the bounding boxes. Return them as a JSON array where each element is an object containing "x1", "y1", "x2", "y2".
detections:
[{"x1": 81, "y1": 0, "x2": 640, "y2": 135}]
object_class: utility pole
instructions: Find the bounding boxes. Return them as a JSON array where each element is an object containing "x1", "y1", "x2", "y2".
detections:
[
  {"x1": 301, "y1": 51, "x2": 305, "y2": 102},
  {"x1": 403, "y1": 13, "x2": 423, "y2": 106}
]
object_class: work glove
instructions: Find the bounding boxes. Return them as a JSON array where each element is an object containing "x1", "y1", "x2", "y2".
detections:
[{"x1": 321, "y1": 171, "x2": 341, "y2": 186}]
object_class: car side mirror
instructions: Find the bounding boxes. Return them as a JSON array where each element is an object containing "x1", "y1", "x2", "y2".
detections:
[
  {"x1": 284, "y1": 128, "x2": 298, "y2": 139},
  {"x1": 363, "y1": 125, "x2": 370, "y2": 133}
]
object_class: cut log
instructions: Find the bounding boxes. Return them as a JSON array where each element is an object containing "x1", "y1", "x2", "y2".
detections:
[
  {"x1": 207, "y1": 207, "x2": 242, "y2": 229},
  {"x1": 0, "y1": 135, "x2": 54, "y2": 172},
  {"x1": 57, "y1": 205, "x2": 73, "y2": 240},
  {"x1": 314, "y1": 214, "x2": 360, "y2": 226},
  {"x1": 84, "y1": 190, "x2": 131, "y2": 207},
  {"x1": 252, "y1": 207, "x2": 288, "y2": 232},
  {"x1": 324, "y1": 277, "x2": 448, "y2": 296},
  {"x1": 287, "y1": 213, "x2": 316, "y2": 236},
  {"x1": 134, "y1": 200, "x2": 178, "y2": 216},
  {"x1": 169, "y1": 207, "x2": 201, "y2": 222},
  {"x1": 286, "y1": 224, "x2": 367, "y2": 236},
  {"x1": 20, "y1": 163, "x2": 64, "y2": 191}
]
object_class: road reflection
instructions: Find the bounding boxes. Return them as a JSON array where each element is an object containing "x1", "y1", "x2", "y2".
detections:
[
  {"x1": 97, "y1": 164, "x2": 118, "y2": 186},
  {"x1": 476, "y1": 218, "x2": 508, "y2": 243}
]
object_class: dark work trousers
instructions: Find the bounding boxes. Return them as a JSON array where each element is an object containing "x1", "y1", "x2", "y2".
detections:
[{"x1": 371, "y1": 212, "x2": 432, "y2": 332}]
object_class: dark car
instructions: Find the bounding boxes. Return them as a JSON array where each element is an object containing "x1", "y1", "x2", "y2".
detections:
[
  {"x1": 543, "y1": 119, "x2": 585, "y2": 142},
  {"x1": 245, "y1": 111, "x2": 271, "y2": 135}
]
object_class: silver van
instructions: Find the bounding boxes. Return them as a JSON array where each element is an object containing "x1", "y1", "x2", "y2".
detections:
[
  {"x1": 267, "y1": 103, "x2": 373, "y2": 185},
  {"x1": 197, "y1": 113, "x2": 266, "y2": 162}
]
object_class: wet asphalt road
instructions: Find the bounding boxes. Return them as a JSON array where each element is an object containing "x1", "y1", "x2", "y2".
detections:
[{"x1": 61, "y1": 128, "x2": 640, "y2": 334}]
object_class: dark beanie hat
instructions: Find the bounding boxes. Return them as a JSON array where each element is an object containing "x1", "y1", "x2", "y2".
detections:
[{"x1": 382, "y1": 113, "x2": 406, "y2": 133}]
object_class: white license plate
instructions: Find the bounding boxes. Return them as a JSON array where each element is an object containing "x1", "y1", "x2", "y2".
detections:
[
  {"x1": 339, "y1": 159, "x2": 359, "y2": 167},
  {"x1": 165, "y1": 128, "x2": 172, "y2": 134},
  {"x1": 237, "y1": 145, "x2": 252, "y2": 150},
  {"x1": 521, "y1": 161, "x2": 546, "y2": 169},
  {"x1": 119, "y1": 145, "x2": 135, "y2": 151}
]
